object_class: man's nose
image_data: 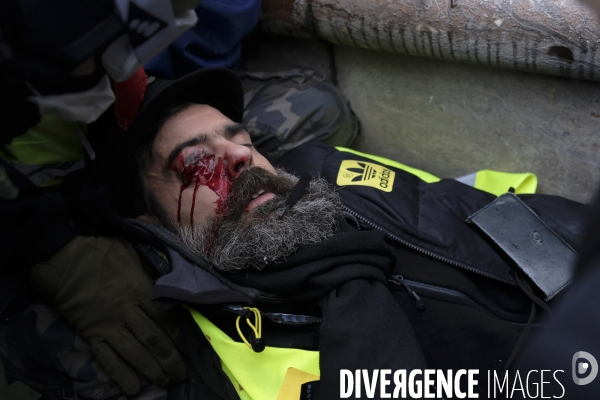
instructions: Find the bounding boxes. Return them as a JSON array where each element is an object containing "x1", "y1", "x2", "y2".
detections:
[{"x1": 224, "y1": 143, "x2": 252, "y2": 179}]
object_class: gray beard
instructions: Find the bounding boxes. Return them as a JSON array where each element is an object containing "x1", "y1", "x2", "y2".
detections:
[{"x1": 174, "y1": 169, "x2": 343, "y2": 272}]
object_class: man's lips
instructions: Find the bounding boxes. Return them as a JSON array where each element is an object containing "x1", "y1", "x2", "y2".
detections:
[{"x1": 245, "y1": 191, "x2": 276, "y2": 211}]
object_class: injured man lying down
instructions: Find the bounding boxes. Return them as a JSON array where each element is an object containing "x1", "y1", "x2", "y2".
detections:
[{"x1": 4, "y1": 68, "x2": 590, "y2": 400}]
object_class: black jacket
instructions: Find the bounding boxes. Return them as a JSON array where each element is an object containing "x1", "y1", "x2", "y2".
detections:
[{"x1": 134, "y1": 142, "x2": 588, "y2": 400}]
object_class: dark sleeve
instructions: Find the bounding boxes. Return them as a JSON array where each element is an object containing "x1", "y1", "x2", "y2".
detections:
[
  {"x1": 0, "y1": 162, "x2": 77, "y2": 277},
  {"x1": 513, "y1": 187, "x2": 600, "y2": 397},
  {"x1": 0, "y1": 300, "x2": 169, "y2": 400}
]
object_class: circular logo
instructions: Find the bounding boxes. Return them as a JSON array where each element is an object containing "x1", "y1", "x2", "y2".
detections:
[{"x1": 573, "y1": 351, "x2": 598, "y2": 385}]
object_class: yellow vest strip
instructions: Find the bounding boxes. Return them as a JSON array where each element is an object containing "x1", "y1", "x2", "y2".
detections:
[
  {"x1": 0, "y1": 114, "x2": 86, "y2": 187},
  {"x1": 335, "y1": 147, "x2": 537, "y2": 195},
  {"x1": 186, "y1": 308, "x2": 320, "y2": 400}
]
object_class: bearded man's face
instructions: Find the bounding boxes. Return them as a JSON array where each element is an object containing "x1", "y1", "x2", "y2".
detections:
[{"x1": 140, "y1": 103, "x2": 343, "y2": 271}]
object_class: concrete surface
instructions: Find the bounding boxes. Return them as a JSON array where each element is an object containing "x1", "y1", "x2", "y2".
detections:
[
  {"x1": 337, "y1": 45, "x2": 600, "y2": 202},
  {"x1": 246, "y1": 31, "x2": 600, "y2": 202}
]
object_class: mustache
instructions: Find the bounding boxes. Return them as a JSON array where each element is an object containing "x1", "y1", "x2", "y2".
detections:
[
  {"x1": 224, "y1": 167, "x2": 298, "y2": 218},
  {"x1": 176, "y1": 172, "x2": 344, "y2": 271}
]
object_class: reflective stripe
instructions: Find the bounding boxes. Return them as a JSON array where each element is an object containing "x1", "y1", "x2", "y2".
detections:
[
  {"x1": 335, "y1": 147, "x2": 440, "y2": 183},
  {"x1": 0, "y1": 114, "x2": 85, "y2": 165},
  {"x1": 336, "y1": 147, "x2": 537, "y2": 195},
  {"x1": 472, "y1": 170, "x2": 537, "y2": 196},
  {"x1": 225, "y1": 305, "x2": 322, "y2": 325},
  {"x1": 187, "y1": 308, "x2": 320, "y2": 400},
  {"x1": 0, "y1": 113, "x2": 87, "y2": 187},
  {"x1": 456, "y1": 170, "x2": 537, "y2": 195}
]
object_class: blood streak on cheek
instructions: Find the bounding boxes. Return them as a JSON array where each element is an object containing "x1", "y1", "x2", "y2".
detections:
[{"x1": 169, "y1": 149, "x2": 232, "y2": 225}]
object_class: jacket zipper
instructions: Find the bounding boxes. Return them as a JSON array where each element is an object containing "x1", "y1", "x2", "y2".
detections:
[
  {"x1": 402, "y1": 278, "x2": 469, "y2": 300},
  {"x1": 224, "y1": 305, "x2": 321, "y2": 327},
  {"x1": 389, "y1": 274, "x2": 470, "y2": 305},
  {"x1": 258, "y1": 294, "x2": 290, "y2": 303},
  {"x1": 389, "y1": 276, "x2": 528, "y2": 325},
  {"x1": 388, "y1": 275, "x2": 426, "y2": 310},
  {"x1": 342, "y1": 205, "x2": 515, "y2": 285},
  {"x1": 267, "y1": 314, "x2": 322, "y2": 326}
]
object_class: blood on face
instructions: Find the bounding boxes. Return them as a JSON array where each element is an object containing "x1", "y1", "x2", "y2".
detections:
[{"x1": 169, "y1": 147, "x2": 232, "y2": 225}]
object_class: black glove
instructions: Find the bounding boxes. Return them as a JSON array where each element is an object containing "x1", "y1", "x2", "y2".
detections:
[{"x1": 29, "y1": 235, "x2": 188, "y2": 395}]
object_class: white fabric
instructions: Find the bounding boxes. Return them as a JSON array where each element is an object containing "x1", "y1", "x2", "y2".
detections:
[
  {"x1": 455, "y1": 172, "x2": 477, "y2": 187},
  {"x1": 27, "y1": 75, "x2": 115, "y2": 124}
]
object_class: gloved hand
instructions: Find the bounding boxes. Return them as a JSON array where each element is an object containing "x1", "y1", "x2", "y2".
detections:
[{"x1": 29, "y1": 236, "x2": 187, "y2": 395}]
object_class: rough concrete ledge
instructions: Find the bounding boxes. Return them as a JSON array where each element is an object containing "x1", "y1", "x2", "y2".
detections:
[{"x1": 337, "y1": 45, "x2": 600, "y2": 203}]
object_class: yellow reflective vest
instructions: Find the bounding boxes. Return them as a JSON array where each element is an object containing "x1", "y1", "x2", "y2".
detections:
[
  {"x1": 335, "y1": 147, "x2": 537, "y2": 196},
  {"x1": 0, "y1": 114, "x2": 89, "y2": 187},
  {"x1": 187, "y1": 308, "x2": 320, "y2": 400}
]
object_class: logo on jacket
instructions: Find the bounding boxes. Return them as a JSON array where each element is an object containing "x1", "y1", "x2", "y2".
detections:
[
  {"x1": 337, "y1": 160, "x2": 395, "y2": 192},
  {"x1": 573, "y1": 351, "x2": 598, "y2": 385}
]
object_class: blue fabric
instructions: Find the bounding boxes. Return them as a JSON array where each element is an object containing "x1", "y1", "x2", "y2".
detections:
[{"x1": 145, "y1": 0, "x2": 261, "y2": 79}]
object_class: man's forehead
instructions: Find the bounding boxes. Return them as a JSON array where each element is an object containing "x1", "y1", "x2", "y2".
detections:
[
  {"x1": 163, "y1": 122, "x2": 247, "y2": 168},
  {"x1": 150, "y1": 104, "x2": 247, "y2": 169},
  {"x1": 153, "y1": 104, "x2": 234, "y2": 149}
]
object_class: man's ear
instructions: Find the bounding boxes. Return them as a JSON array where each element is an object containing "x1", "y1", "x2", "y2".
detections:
[{"x1": 137, "y1": 214, "x2": 163, "y2": 226}]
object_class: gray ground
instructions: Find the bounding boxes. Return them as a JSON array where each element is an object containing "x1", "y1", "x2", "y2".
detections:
[{"x1": 244, "y1": 31, "x2": 600, "y2": 203}]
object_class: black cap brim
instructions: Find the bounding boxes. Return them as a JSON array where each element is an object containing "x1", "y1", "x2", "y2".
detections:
[{"x1": 129, "y1": 68, "x2": 244, "y2": 150}]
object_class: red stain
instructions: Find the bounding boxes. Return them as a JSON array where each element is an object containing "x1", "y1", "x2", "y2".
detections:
[{"x1": 170, "y1": 149, "x2": 232, "y2": 225}]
